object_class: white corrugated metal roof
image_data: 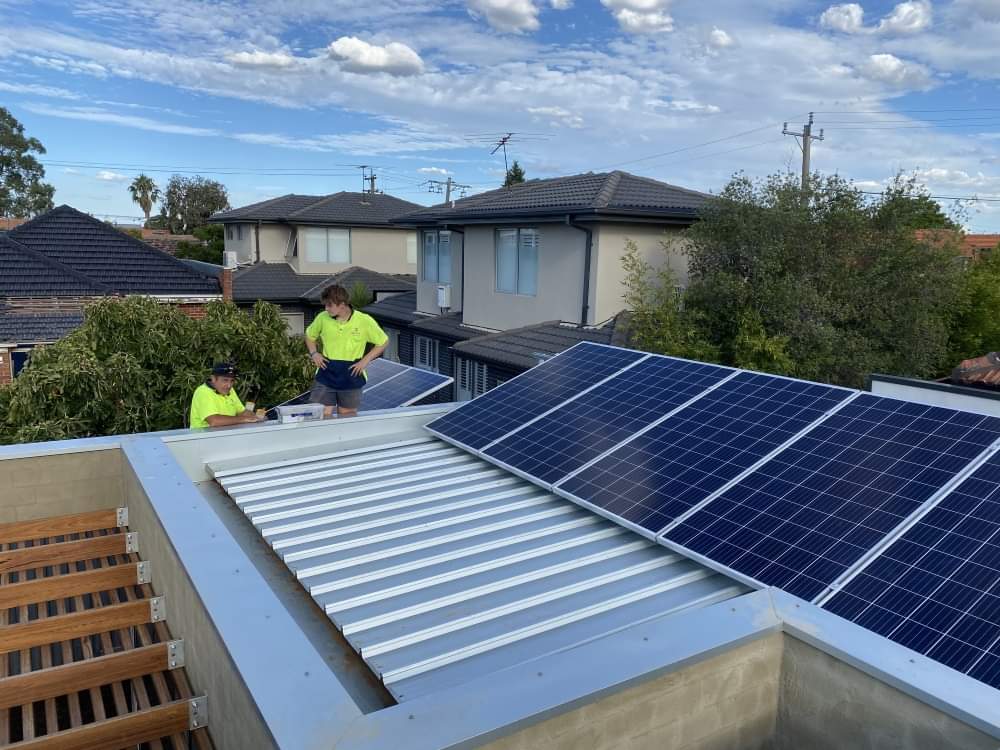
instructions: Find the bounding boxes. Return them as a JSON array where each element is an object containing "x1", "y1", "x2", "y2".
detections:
[{"x1": 211, "y1": 435, "x2": 746, "y2": 701}]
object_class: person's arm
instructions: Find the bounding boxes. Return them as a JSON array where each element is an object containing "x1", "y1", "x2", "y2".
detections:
[
  {"x1": 205, "y1": 413, "x2": 260, "y2": 427},
  {"x1": 350, "y1": 342, "x2": 388, "y2": 376},
  {"x1": 305, "y1": 335, "x2": 327, "y2": 369}
]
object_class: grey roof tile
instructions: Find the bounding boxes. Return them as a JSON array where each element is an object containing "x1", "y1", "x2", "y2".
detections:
[
  {"x1": 398, "y1": 171, "x2": 710, "y2": 223},
  {"x1": 212, "y1": 192, "x2": 422, "y2": 225},
  {"x1": 0, "y1": 234, "x2": 110, "y2": 297},
  {"x1": 0, "y1": 309, "x2": 85, "y2": 343},
  {"x1": 9, "y1": 206, "x2": 220, "y2": 295},
  {"x1": 452, "y1": 319, "x2": 618, "y2": 370},
  {"x1": 233, "y1": 263, "x2": 415, "y2": 303},
  {"x1": 361, "y1": 291, "x2": 419, "y2": 325},
  {"x1": 410, "y1": 312, "x2": 488, "y2": 341}
]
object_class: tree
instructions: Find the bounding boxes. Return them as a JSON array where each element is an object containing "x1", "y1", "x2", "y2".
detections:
[
  {"x1": 948, "y1": 245, "x2": 1000, "y2": 364},
  {"x1": 0, "y1": 297, "x2": 313, "y2": 444},
  {"x1": 623, "y1": 171, "x2": 965, "y2": 388},
  {"x1": 504, "y1": 160, "x2": 525, "y2": 188},
  {"x1": 159, "y1": 175, "x2": 230, "y2": 234},
  {"x1": 874, "y1": 173, "x2": 962, "y2": 232},
  {"x1": 174, "y1": 224, "x2": 224, "y2": 265},
  {"x1": 0, "y1": 107, "x2": 55, "y2": 217},
  {"x1": 128, "y1": 173, "x2": 160, "y2": 222},
  {"x1": 349, "y1": 281, "x2": 373, "y2": 309}
]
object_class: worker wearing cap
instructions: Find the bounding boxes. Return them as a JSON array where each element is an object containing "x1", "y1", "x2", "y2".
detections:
[
  {"x1": 306, "y1": 284, "x2": 388, "y2": 417},
  {"x1": 189, "y1": 362, "x2": 262, "y2": 429}
]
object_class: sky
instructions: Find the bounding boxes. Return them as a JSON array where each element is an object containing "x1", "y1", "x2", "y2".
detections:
[{"x1": 1, "y1": 0, "x2": 998, "y2": 230}]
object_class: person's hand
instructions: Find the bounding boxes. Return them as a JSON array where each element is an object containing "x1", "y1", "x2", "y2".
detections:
[
  {"x1": 310, "y1": 352, "x2": 327, "y2": 369},
  {"x1": 350, "y1": 360, "x2": 367, "y2": 377},
  {"x1": 241, "y1": 412, "x2": 263, "y2": 423}
]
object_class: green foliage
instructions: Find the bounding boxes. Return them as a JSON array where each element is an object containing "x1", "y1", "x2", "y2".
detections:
[
  {"x1": 948, "y1": 247, "x2": 1000, "y2": 364},
  {"x1": 349, "y1": 281, "x2": 373, "y2": 309},
  {"x1": 0, "y1": 106, "x2": 55, "y2": 217},
  {"x1": 0, "y1": 297, "x2": 313, "y2": 444},
  {"x1": 124, "y1": 228, "x2": 144, "y2": 240},
  {"x1": 623, "y1": 171, "x2": 965, "y2": 388},
  {"x1": 159, "y1": 175, "x2": 229, "y2": 233},
  {"x1": 504, "y1": 160, "x2": 526, "y2": 188},
  {"x1": 174, "y1": 224, "x2": 224, "y2": 265},
  {"x1": 874, "y1": 173, "x2": 963, "y2": 232},
  {"x1": 128, "y1": 173, "x2": 160, "y2": 222}
]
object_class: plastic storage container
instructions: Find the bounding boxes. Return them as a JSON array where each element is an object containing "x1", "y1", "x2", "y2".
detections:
[{"x1": 276, "y1": 403, "x2": 325, "y2": 424}]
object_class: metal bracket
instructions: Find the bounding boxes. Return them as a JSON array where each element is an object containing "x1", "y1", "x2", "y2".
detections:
[
  {"x1": 125, "y1": 531, "x2": 139, "y2": 554},
  {"x1": 150, "y1": 596, "x2": 165, "y2": 623},
  {"x1": 116, "y1": 507, "x2": 129, "y2": 527},
  {"x1": 167, "y1": 640, "x2": 185, "y2": 669},
  {"x1": 136, "y1": 560, "x2": 152, "y2": 585},
  {"x1": 189, "y1": 696, "x2": 208, "y2": 730}
]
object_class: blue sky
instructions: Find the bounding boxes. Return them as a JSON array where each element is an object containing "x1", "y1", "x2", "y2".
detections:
[{"x1": 1, "y1": 0, "x2": 998, "y2": 229}]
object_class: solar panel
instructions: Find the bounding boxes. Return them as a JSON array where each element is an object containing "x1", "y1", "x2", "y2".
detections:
[
  {"x1": 823, "y1": 452, "x2": 1000, "y2": 690},
  {"x1": 361, "y1": 366, "x2": 453, "y2": 411},
  {"x1": 425, "y1": 342, "x2": 646, "y2": 451},
  {"x1": 665, "y1": 394, "x2": 1000, "y2": 601},
  {"x1": 482, "y1": 356, "x2": 735, "y2": 486},
  {"x1": 363, "y1": 358, "x2": 410, "y2": 391},
  {"x1": 557, "y1": 372, "x2": 851, "y2": 535}
]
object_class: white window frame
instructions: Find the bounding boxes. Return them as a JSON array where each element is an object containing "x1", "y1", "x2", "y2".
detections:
[
  {"x1": 406, "y1": 234, "x2": 418, "y2": 266},
  {"x1": 301, "y1": 226, "x2": 351, "y2": 264},
  {"x1": 456, "y1": 357, "x2": 490, "y2": 401},
  {"x1": 280, "y1": 312, "x2": 304, "y2": 336},
  {"x1": 236, "y1": 224, "x2": 245, "y2": 241},
  {"x1": 495, "y1": 228, "x2": 538, "y2": 296},
  {"x1": 415, "y1": 335, "x2": 438, "y2": 371},
  {"x1": 383, "y1": 327, "x2": 400, "y2": 362},
  {"x1": 421, "y1": 230, "x2": 452, "y2": 283},
  {"x1": 226, "y1": 225, "x2": 234, "y2": 240}
]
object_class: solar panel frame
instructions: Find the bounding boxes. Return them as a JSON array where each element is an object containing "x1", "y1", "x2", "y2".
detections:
[
  {"x1": 362, "y1": 359, "x2": 410, "y2": 392},
  {"x1": 554, "y1": 371, "x2": 856, "y2": 537},
  {"x1": 425, "y1": 342, "x2": 649, "y2": 453},
  {"x1": 662, "y1": 394, "x2": 1000, "y2": 602},
  {"x1": 360, "y1": 367, "x2": 454, "y2": 411}
]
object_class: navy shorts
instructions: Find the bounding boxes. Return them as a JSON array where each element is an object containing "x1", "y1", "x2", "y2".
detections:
[{"x1": 310, "y1": 381, "x2": 363, "y2": 410}]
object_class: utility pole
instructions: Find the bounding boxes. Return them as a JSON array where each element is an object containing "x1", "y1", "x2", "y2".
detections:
[
  {"x1": 366, "y1": 171, "x2": 377, "y2": 195},
  {"x1": 782, "y1": 113, "x2": 825, "y2": 191},
  {"x1": 424, "y1": 177, "x2": 470, "y2": 203}
]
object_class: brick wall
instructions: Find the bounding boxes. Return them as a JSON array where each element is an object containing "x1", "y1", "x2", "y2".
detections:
[
  {"x1": 221, "y1": 268, "x2": 233, "y2": 301},
  {"x1": 177, "y1": 303, "x2": 208, "y2": 320},
  {"x1": 0, "y1": 348, "x2": 12, "y2": 385}
]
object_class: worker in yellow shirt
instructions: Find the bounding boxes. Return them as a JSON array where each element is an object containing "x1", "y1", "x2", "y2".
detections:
[
  {"x1": 189, "y1": 362, "x2": 262, "y2": 429},
  {"x1": 305, "y1": 284, "x2": 388, "y2": 417}
]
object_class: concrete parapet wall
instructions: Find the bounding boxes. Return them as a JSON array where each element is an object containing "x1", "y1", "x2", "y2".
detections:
[
  {"x1": 0, "y1": 446, "x2": 123, "y2": 522},
  {"x1": 480, "y1": 634, "x2": 782, "y2": 750}
]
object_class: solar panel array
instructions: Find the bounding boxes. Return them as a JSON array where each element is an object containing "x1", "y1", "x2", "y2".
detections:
[
  {"x1": 824, "y1": 451, "x2": 1000, "y2": 690},
  {"x1": 426, "y1": 341, "x2": 1000, "y2": 693},
  {"x1": 359, "y1": 358, "x2": 452, "y2": 411}
]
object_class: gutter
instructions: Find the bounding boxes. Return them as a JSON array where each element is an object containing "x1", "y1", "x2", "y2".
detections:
[
  {"x1": 255, "y1": 219, "x2": 262, "y2": 263},
  {"x1": 566, "y1": 216, "x2": 593, "y2": 327}
]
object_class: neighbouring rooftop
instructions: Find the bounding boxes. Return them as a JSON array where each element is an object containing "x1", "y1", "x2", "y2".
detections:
[
  {"x1": 232, "y1": 263, "x2": 414, "y2": 304},
  {"x1": 211, "y1": 192, "x2": 423, "y2": 227}
]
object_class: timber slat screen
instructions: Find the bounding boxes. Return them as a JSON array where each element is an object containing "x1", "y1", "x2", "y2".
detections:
[{"x1": 0, "y1": 511, "x2": 212, "y2": 749}]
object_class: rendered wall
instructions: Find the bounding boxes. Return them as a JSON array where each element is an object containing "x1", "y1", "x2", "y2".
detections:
[
  {"x1": 416, "y1": 230, "x2": 464, "y2": 315},
  {"x1": 0, "y1": 446, "x2": 124, "y2": 523},
  {"x1": 293, "y1": 226, "x2": 417, "y2": 276},
  {"x1": 480, "y1": 634, "x2": 781, "y2": 750},
  {"x1": 776, "y1": 636, "x2": 996, "y2": 750},
  {"x1": 257, "y1": 225, "x2": 294, "y2": 263}
]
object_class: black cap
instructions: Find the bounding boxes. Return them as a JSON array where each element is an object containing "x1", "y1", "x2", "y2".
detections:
[{"x1": 211, "y1": 362, "x2": 237, "y2": 377}]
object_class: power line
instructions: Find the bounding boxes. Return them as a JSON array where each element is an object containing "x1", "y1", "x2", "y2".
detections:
[
  {"x1": 858, "y1": 191, "x2": 1000, "y2": 203},
  {"x1": 815, "y1": 107, "x2": 1000, "y2": 114}
]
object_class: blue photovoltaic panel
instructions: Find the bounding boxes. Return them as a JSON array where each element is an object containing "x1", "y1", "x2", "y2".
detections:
[
  {"x1": 363, "y1": 358, "x2": 409, "y2": 391},
  {"x1": 559, "y1": 372, "x2": 850, "y2": 534},
  {"x1": 666, "y1": 394, "x2": 1000, "y2": 601},
  {"x1": 483, "y1": 356, "x2": 734, "y2": 486},
  {"x1": 825, "y1": 455, "x2": 1000, "y2": 691},
  {"x1": 361, "y1": 367, "x2": 452, "y2": 411},
  {"x1": 425, "y1": 343, "x2": 646, "y2": 451}
]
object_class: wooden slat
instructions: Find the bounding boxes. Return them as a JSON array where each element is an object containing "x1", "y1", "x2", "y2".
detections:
[
  {"x1": 0, "y1": 643, "x2": 170, "y2": 711},
  {"x1": 0, "y1": 564, "x2": 142, "y2": 611},
  {"x1": 7, "y1": 698, "x2": 194, "y2": 750},
  {"x1": 0, "y1": 511, "x2": 120, "y2": 546},
  {"x1": 0, "y1": 535, "x2": 126, "y2": 575},
  {"x1": 0, "y1": 600, "x2": 152, "y2": 653}
]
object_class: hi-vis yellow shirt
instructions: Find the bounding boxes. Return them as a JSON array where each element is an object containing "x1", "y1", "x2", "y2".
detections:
[
  {"x1": 305, "y1": 310, "x2": 388, "y2": 361},
  {"x1": 189, "y1": 383, "x2": 244, "y2": 429}
]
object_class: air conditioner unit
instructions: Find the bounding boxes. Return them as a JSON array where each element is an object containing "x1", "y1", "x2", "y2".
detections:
[
  {"x1": 436, "y1": 284, "x2": 452, "y2": 309},
  {"x1": 223, "y1": 251, "x2": 238, "y2": 270}
]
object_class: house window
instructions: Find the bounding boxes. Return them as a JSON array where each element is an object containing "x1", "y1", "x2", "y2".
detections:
[
  {"x1": 225, "y1": 225, "x2": 233, "y2": 240},
  {"x1": 421, "y1": 230, "x2": 451, "y2": 283},
  {"x1": 236, "y1": 224, "x2": 245, "y2": 241},
  {"x1": 457, "y1": 358, "x2": 490, "y2": 401},
  {"x1": 301, "y1": 227, "x2": 351, "y2": 264},
  {"x1": 383, "y1": 327, "x2": 400, "y2": 362},
  {"x1": 415, "y1": 335, "x2": 438, "y2": 371},
  {"x1": 496, "y1": 228, "x2": 538, "y2": 295},
  {"x1": 280, "y1": 312, "x2": 304, "y2": 335},
  {"x1": 406, "y1": 234, "x2": 417, "y2": 265}
]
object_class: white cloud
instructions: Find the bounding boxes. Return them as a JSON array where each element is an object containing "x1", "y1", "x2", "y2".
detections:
[
  {"x1": 551, "y1": 0, "x2": 572, "y2": 8},
  {"x1": 708, "y1": 28, "x2": 734, "y2": 48},
  {"x1": 418, "y1": 166, "x2": 450, "y2": 175},
  {"x1": 861, "y1": 52, "x2": 931, "y2": 87},
  {"x1": 0, "y1": 80, "x2": 81, "y2": 99},
  {"x1": 22, "y1": 104, "x2": 221, "y2": 136},
  {"x1": 96, "y1": 170, "x2": 128, "y2": 181},
  {"x1": 527, "y1": 105, "x2": 584, "y2": 128},
  {"x1": 226, "y1": 50, "x2": 299, "y2": 68},
  {"x1": 327, "y1": 36, "x2": 424, "y2": 76},
  {"x1": 820, "y1": 3, "x2": 865, "y2": 33},
  {"x1": 953, "y1": 0, "x2": 1000, "y2": 22},
  {"x1": 602, "y1": 0, "x2": 674, "y2": 33},
  {"x1": 466, "y1": 0, "x2": 540, "y2": 33}
]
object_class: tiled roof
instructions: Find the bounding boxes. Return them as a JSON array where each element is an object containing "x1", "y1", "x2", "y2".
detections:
[
  {"x1": 233, "y1": 263, "x2": 415, "y2": 303},
  {"x1": 0, "y1": 234, "x2": 110, "y2": 297},
  {"x1": 0, "y1": 309, "x2": 85, "y2": 343},
  {"x1": 397, "y1": 171, "x2": 710, "y2": 224},
  {"x1": 916, "y1": 230, "x2": 1000, "y2": 259},
  {"x1": 211, "y1": 192, "x2": 422, "y2": 226},
  {"x1": 8, "y1": 206, "x2": 220, "y2": 295},
  {"x1": 951, "y1": 352, "x2": 1000, "y2": 389},
  {"x1": 361, "y1": 291, "x2": 420, "y2": 325},
  {"x1": 410, "y1": 311, "x2": 483, "y2": 341},
  {"x1": 452, "y1": 317, "x2": 623, "y2": 370}
]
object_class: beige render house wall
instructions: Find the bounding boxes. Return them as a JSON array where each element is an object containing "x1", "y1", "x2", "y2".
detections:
[
  {"x1": 256, "y1": 224, "x2": 294, "y2": 263},
  {"x1": 291, "y1": 226, "x2": 417, "y2": 276},
  {"x1": 591, "y1": 223, "x2": 690, "y2": 325}
]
